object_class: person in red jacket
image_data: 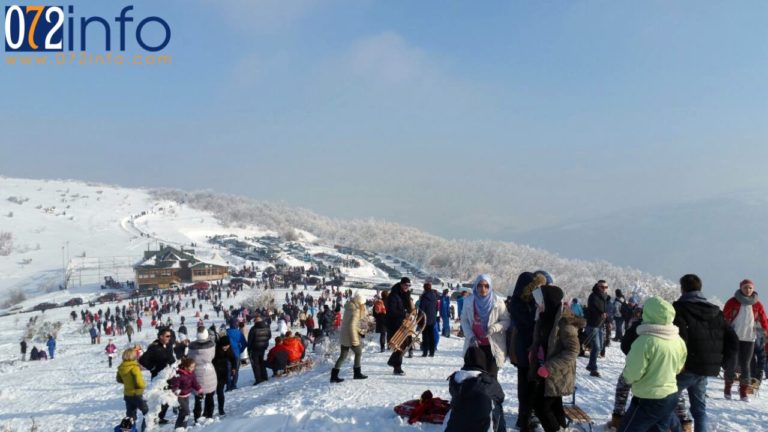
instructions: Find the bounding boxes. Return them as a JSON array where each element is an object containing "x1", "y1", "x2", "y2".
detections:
[
  {"x1": 267, "y1": 337, "x2": 291, "y2": 376},
  {"x1": 281, "y1": 331, "x2": 306, "y2": 363},
  {"x1": 723, "y1": 279, "x2": 768, "y2": 402}
]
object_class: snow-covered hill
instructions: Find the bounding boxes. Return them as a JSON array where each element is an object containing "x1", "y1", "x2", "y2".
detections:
[{"x1": 1, "y1": 176, "x2": 766, "y2": 432}]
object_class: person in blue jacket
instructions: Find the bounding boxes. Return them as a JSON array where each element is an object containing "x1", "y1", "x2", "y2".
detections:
[
  {"x1": 46, "y1": 335, "x2": 56, "y2": 359},
  {"x1": 419, "y1": 282, "x2": 438, "y2": 357},
  {"x1": 440, "y1": 289, "x2": 452, "y2": 337},
  {"x1": 225, "y1": 323, "x2": 247, "y2": 390}
]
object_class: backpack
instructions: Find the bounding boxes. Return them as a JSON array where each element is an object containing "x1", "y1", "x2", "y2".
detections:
[
  {"x1": 374, "y1": 300, "x2": 386, "y2": 315},
  {"x1": 620, "y1": 302, "x2": 633, "y2": 320}
]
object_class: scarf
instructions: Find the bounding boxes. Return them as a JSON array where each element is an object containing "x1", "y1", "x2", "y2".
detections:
[
  {"x1": 637, "y1": 323, "x2": 679, "y2": 340},
  {"x1": 637, "y1": 324, "x2": 680, "y2": 340},
  {"x1": 472, "y1": 274, "x2": 494, "y2": 332},
  {"x1": 734, "y1": 289, "x2": 758, "y2": 306}
]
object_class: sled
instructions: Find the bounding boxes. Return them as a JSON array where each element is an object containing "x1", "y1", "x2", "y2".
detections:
[
  {"x1": 563, "y1": 386, "x2": 593, "y2": 432},
  {"x1": 388, "y1": 310, "x2": 426, "y2": 353},
  {"x1": 281, "y1": 358, "x2": 313, "y2": 376},
  {"x1": 393, "y1": 391, "x2": 450, "y2": 425}
]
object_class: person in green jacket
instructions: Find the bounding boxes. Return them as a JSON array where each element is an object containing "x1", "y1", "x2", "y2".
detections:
[
  {"x1": 116, "y1": 348, "x2": 148, "y2": 432},
  {"x1": 619, "y1": 296, "x2": 687, "y2": 432}
]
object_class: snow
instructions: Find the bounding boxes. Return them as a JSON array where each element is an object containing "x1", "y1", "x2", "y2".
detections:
[{"x1": 1, "y1": 176, "x2": 767, "y2": 431}]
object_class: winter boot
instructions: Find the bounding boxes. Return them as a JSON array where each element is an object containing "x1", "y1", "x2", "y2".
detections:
[
  {"x1": 330, "y1": 368, "x2": 344, "y2": 383},
  {"x1": 607, "y1": 413, "x2": 623, "y2": 429},
  {"x1": 353, "y1": 367, "x2": 368, "y2": 380},
  {"x1": 680, "y1": 419, "x2": 693, "y2": 432},
  {"x1": 739, "y1": 383, "x2": 750, "y2": 402},
  {"x1": 724, "y1": 380, "x2": 733, "y2": 400},
  {"x1": 393, "y1": 367, "x2": 405, "y2": 375}
]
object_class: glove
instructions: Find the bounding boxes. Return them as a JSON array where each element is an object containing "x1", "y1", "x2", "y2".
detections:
[{"x1": 537, "y1": 365, "x2": 549, "y2": 378}]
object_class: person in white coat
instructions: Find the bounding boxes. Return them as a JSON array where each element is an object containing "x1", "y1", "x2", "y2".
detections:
[
  {"x1": 460, "y1": 274, "x2": 511, "y2": 378},
  {"x1": 187, "y1": 327, "x2": 217, "y2": 422}
]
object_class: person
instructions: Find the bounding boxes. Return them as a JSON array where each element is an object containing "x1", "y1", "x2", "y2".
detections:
[
  {"x1": 722, "y1": 279, "x2": 768, "y2": 402},
  {"x1": 211, "y1": 336, "x2": 236, "y2": 417},
  {"x1": 460, "y1": 274, "x2": 511, "y2": 379},
  {"x1": 114, "y1": 417, "x2": 138, "y2": 432},
  {"x1": 373, "y1": 291, "x2": 388, "y2": 352},
  {"x1": 331, "y1": 293, "x2": 368, "y2": 383},
  {"x1": 225, "y1": 322, "x2": 247, "y2": 391},
  {"x1": 266, "y1": 337, "x2": 290, "y2": 376},
  {"x1": 444, "y1": 346, "x2": 505, "y2": 432},
  {"x1": 116, "y1": 348, "x2": 148, "y2": 432},
  {"x1": 419, "y1": 282, "x2": 438, "y2": 357},
  {"x1": 528, "y1": 285, "x2": 583, "y2": 432},
  {"x1": 457, "y1": 290, "x2": 468, "y2": 323},
  {"x1": 669, "y1": 274, "x2": 738, "y2": 431},
  {"x1": 168, "y1": 357, "x2": 202, "y2": 430},
  {"x1": 282, "y1": 331, "x2": 306, "y2": 363},
  {"x1": 613, "y1": 290, "x2": 628, "y2": 342},
  {"x1": 188, "y1": 327, "x2": 216, "y2": 423},
  {"x1": 570, "y1": 298, "x2": 584, "y2": 318},
  {"x1": 440, "y1": 289, "x2": 451, "y2": 338},
  {"x1": 29, "y1": 346, "x2": 39, "y2": 361},
  {"x1": 46, "y1": 335, "x2": 56, "y2": 359},
  {"x1": 608, "y1": 306, "x2": 644, "y2": 429},
  {"x1": 320, "y1": 304, "x2": 334, "y2": 336},
  {"x1": 90, "y1": 326, "x2": 99, "y2": 344},
  {"x1": 247, "y1": 315, "x2": 271, "y2": 385},
  {"x1": 138, "y1": 328, "x2": 175, "y2": 425},
  {"x1": 20, "y1": 338, "x2": 27, "y2": 361},
  {"x1": 385, "y1": 277, "x2": 414, "y2": 375},
  {"x1": 618, "y1": 296, "x2": 687, "y2": 432},
  {"x1": 585, "y1": 280, "x2": 609, "y2": 377},
  {"x1": 105, "y1": 339, "x2": 118, "y2": 368},
  {"x1": 125, "y1": 322, "x2": 134, "y2": 343},
  {"x1": 507, "y1": 271, "x2": 546, "y2": 432}
]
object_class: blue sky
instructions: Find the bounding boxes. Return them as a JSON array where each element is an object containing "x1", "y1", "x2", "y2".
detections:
[{"x1": 2, "y1": 0, "x2": 768, "y2": 241}]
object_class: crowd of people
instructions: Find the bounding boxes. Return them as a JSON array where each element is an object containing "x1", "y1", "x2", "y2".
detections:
[{"x1": 18, "y1": 270, "x2": 768, "y2": 432}]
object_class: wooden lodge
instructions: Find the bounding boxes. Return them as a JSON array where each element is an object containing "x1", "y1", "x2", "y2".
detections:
[{"x1": 134, "y1": 244, "x2": 230, "y2": 289}]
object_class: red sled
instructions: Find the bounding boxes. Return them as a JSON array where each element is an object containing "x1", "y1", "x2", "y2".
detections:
[{"x1": 394, "y1": 390, "x2": 450, "y2": 425}]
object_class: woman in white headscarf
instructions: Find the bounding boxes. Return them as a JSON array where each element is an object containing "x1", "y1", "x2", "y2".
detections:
[{"x1": 460, "y1": 274, "x2": 511, "y2": 377}]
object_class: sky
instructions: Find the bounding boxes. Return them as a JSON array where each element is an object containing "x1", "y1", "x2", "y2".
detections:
[{"x1": 2, "y1": 0, "x2": 768, "y2": 242}]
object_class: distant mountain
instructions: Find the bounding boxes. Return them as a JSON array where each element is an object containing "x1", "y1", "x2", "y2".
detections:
[{"x1": 511, "y1": 193, "x2": 768, "y2": 302}]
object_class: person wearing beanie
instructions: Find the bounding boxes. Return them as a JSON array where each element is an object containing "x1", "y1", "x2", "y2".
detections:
[
  {"x1": 528, "y1": 285, "x2": 584, "y2": 432},
  {"x1": 723, "y1": 279, "x2": 768, "y2": 402},
  {"x1": 385, "y1": 277, "x2": 414, "y2": 375},
  {"x1": 619, "y1": 296, "x2": 687, "y2": 432},
  {"x1": 212, "y1": 336, "x2": 235, "y2": 417},
  {"x1": 460, "y1": 274, "x2": 511, "y2": 379},
  {"x1": 444, "y1": 346, "x2": 506, "y2": 432},
  {"x1": 331, "y1": 293, "x2": 368, "y2": 383},
  {"x1": 188, "y1": 326, "x2": 216, "y2": 421},
  {"x1": 506, "y1": 271, "x2": 546, "y2": 431}
]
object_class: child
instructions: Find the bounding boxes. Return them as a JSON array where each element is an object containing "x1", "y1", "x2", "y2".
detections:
[
  {"x1": 619, "y1": 297, "x2": 687, "y2": 431},
  {"x1": 445, "y1": 346, "x2": 505, "y2": 432},
  {"x1": 105, "y1": 339, "x2": 118, "y2": 367},
  {"x1": 169, "y1": 357, "x2": 202, "y2": 430},
  {"x1": 116, "y1": 348, "x2": 147, "y2": 432}
]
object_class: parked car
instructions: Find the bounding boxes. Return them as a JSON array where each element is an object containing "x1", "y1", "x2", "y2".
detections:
[
  {"x1": 64, "y1": 297, "x2": 83, "y2": 307},
  {"x1": 32, "y1": 302, "x2": 58, "y2": 312},
  {"x1": 97, "y1": 292, "x2": 122, "y2": 303}
]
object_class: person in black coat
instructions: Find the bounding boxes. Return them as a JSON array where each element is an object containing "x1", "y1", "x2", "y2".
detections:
[
  {"x1": 445, "y1": 345, "x2": 505, "y2": 432},
  {"x1": 385, "y1": 278, "x2": 413, "y2": 375},
  {"x1": 419, "y1": 282, "x2": 438, "y2": 357},
  {"x1": 20, "y1": 339, "x2": 27, "y2": 361},
  {"x1": 507, "y1": 272, "x2": 546, "y2": 432},
  {"x1": 319, "y1": 305, "x2": 335, "y2": 336},
  {"x1": 672, "y1": 274, "x2": 738, "y2": 431},
  {"x1": 584, "y1": 281, "x2": 608, "y2": 377},
  {"x1": 212, "y1": 336, "x2": 236, "y2": 416},
  {"x1": 138, "y1": 328, "x2": 175, "y2": 424},
  {"x1": 247, "y1": 315, "x2": 272, "y2": 385}
]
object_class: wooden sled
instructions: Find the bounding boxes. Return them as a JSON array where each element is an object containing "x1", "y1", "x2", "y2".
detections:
[
  {"x1": 277, "y1": 358, "x2": 314, "y2": 377},
  {"x1": 388, "y1": 310, "x2": 426, "y2": 353},
  {"x1": 564, "y1": 386, "x2": 593, "y2": 432}
]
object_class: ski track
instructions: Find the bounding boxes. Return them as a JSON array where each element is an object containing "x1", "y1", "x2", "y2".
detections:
[{"x1": 1, "y1": 288, "x2": 768, "y2": 431}]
